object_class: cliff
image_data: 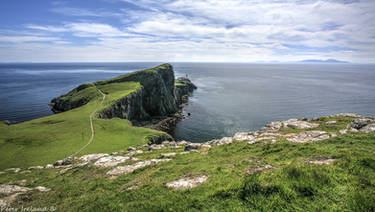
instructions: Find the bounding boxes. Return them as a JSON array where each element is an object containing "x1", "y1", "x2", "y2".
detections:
[{"x1": 50, "y1": 64, "x2": 197, "y2": 126}]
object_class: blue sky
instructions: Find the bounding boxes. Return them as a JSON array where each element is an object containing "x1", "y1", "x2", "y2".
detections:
[{"x1": 0, "y1": 0, "x2": 374, "y2": 63}]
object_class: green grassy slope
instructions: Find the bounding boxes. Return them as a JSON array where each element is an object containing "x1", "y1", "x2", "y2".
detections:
[
  {"x1": 1, "y1": 115, "x2": 374, "y2": 211},
  {"x1": 0, "y1": 72, "x2": 168, "y2": 169}
]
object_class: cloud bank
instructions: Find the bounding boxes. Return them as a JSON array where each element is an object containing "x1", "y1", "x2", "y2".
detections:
[{"x1": 0, "y1": 0, "x2": 374, "y2": 62}]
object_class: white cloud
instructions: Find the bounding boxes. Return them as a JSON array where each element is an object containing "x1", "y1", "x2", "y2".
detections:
[
  {"x1": 0, "y1": 0, "x2": 374, "y2": 62},
  {"x1": 0, "y1": 36, "x2": 59, "y2": 43}
]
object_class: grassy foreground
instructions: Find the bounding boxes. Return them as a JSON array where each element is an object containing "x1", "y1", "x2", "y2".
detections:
[
  {"x1": 0, "y1": 72, "x2": 168, "y2": 169},
  {"x1": 1, "y1": 116, "x2": 374, "y2": 211}
]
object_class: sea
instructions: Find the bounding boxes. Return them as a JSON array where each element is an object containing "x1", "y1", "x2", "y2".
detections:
[{"x1": 1, "y1": 62, "x2": 374, "y2": 142}]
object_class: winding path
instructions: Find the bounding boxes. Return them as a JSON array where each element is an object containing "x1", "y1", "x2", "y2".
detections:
[{"x1": 69, "y1": 85, "x2": 106, "y2": 158}]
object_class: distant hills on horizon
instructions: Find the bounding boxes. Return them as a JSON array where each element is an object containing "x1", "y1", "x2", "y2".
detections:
[{"x1": 298, "y1": 59, "x2": 349, "y2": 64}]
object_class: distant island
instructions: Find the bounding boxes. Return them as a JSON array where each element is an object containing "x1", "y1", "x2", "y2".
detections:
[{"x1": 298, "y1": 59, "x2": 349, "y2": 63}]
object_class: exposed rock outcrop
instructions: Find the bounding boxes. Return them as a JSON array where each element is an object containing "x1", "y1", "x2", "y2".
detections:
[{"x1": 166, "y1": 175, "x2": 208, "y2": 190}]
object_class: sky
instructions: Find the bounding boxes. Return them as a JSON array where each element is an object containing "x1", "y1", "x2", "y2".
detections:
[{"x1": 0, "y1": 0, "x2": 374, "y2": 63}]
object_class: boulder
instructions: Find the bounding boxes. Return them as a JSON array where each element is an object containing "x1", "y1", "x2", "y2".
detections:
[
  {"x1": 286, "y1": 131, "x2": 331, "y2": 143},
  {"x1": 326, "y1": 120, "x2": 337, "y2": 125},
  {"x1": 360, "y1": 124, "x2": 375, "y2": 133},
  {"x1": 160, "y1": 153, "x2": 177, "y2": 158},
  {"x1": 127, "y1": 150, "x2": 143, "y2": 157},
  {"x1": 28, "y1": 166, "x2": 44, "y2": 170},
  {"x1": 34, "y1": 186, "x2": 51, "y2": 192},
  {"x1": 53, "y1": 160, "x2": 63, "y2": 167},
  {"x1": 0, "y1": 184, "x2": 31, "y2": 194},
  {"x1": 339, "y1": 129, "x2": 348, "y2": 134},
  {"x1": 283, "y1": 119, "x2": 319, "y2": 129},
  {"x1": 79, "y1": 153, "x2": 109, "y2": 162},
  {"x1": 166, "y1": 175, "x2": 208, "y2": 190},
  {"x1": 107, "y1": 159, "x2": 171, "y2": 176},
  {"x1": 260, "y1": 121, "x2": 282, "y2": 132},
  {"x1": 94, "y1": 156, "x2": 131, "y2": 167},
  {"x1": 127, "y1": 147, "x2": 136, "y2": 151},
  {"x1": 5, "y1": 168, "x2": 21, "y2": 173},
  {"x1": 246, "y1": 164, "x2": 274, "y2": 174},
  {"x1": 199, "y1": 144, "x2": 211, "y2": 151},
  {"x1": 45, "y1": 164, "x2": 54, "y2": 169},
  {"x1": 348, "y1": 118, "x2": 373, "y2": 130},
  {"x1": 307, "y1": 157, "x2": 335, "y2": 165},
  {"x1": 184, "y1": 143, "x2": 201, "y2": 151},
  {"x1": 208, "y1": 137, "x2": 233, "y2": 146},
  {"x1": 233, "y1": 132, "x2": 255, "y2": 141}
]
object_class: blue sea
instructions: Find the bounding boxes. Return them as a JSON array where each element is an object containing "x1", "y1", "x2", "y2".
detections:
[{"x1": 1, "y1": 62, "x2": 375, "y2": 142}]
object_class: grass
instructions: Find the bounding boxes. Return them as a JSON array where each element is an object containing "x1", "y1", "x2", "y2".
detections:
[
  {"x1": 0, "y1": 81, "x2": 166, "y2": 169},
  {"x1": 1, "y1": 115, "x2": 374, "y2": 211}
]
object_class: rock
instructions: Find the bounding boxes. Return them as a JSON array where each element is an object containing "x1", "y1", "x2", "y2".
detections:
[
  {"x1": 142, "y1": 144, "x2": 149, "y2": 148},
  {"x1": 28, "y1": 166, "x2": 44, "y2": 170},
  {"x1": 246, "y1": 164, "x2": 274, "y2": 174},
  {"x1": 127, "y1": 150, "x2": 144, "y2": 157},
  {"x1": 348, "y1": 118, "x2": 374, "y2": 130},
  {"x1": 45, "y1": 164, "x2": 54, "y2": 169},
  {"x1": 161, "y1": 141, "x2": 171, "y2": 145},
  {"x1": 20, "y1": 170, "x2": 31, "y2": 174},
  {"x1": 286, "y1": 131, "x2": 331, "y2": 143},
  {"x1": 326, "y1": 120, "x2": 337, "y2": 125},
  {"x1": 149, "y1": 144, "x2": 166, "y2": 150},
  {"x1": 166, "y1": 175, "x2": 208, "y2": 190},
  {"x1": 5, "y1": 168, "x2": 21, "y2": 173},
  {"x1": 248, "y1": 140, "x2": 256, "y2": 145},
  {"x1": 8, "y1": 180, "x2": 27, "y2": 186},
  {"x1": 0, "y1": 193, "x2": 19, "y2": 207},
  {"x1": 3, "y1": 120, "x2": 12, "y2": 126},
  {"x1": 260, "y1": 121, "x2": 282, "y2": 132},
  {"x1": 199, "y1": 144, "x2": 211, "y2": 151},
  {"x1": 127, "y1": 146, "x2": 136, "y2": 151},
  {"x1": 0, "y1": 171, "x2": 4, "y2": 175},
  {"x1": 79, "y1": 153, "x2": 109, "y2": 162},
  {"x1": 184, "y1": 143, "x2": 201, "y2": 151},
  {"x1": 0, "y1": 184, "x2": 31, "y2": 194},
  {"x1": 177, "y1": 140, "x2": 190, "y2": 145},
  {"x1": 339, "y1": 129, "x2": 348, "y2": 134},
  {"x1": 179, "y1": 152, "x2": 190, "y2": 155},
  {"x1": 53, "y1": 160, "x2": 63, "y2": 167},
  {"x1": 61, "y1": 157, "x2": 74, "y2": 165},
  {"x1": 34, "y1": 186, "x2": 51, "y2": 192},
  {"x1": 125, "y1": 185, "x2": 139, "y2": 190},
  {"x1": 360, "y1": 124, "x2": 375, "y2": 133},
  {"x1": 111, "y1": 152, "x2": 118, "y2": 155},
  {"x1": 208, "y1": 137, "x2": 233, "y2": 146},
  {"x1": 307, "y1": 157, "x2": 335, "y2": 165},
  {"x1": 59, "y1": 162, "x2": 88, "y2": 174},
  {"x1": 283, "y1": 119, "x2": 319, "y2": 129},
  {"x1": 94, "y1": 156, "x2": 131, "y2": 167},
  {"x1": 160, "y1": 153, "x2": 177, "y2": 158},
  {"x1": 233, "y1": 132, "x2": 255, "y2": 141},
  {"x1": 330, "y1": 113, "x2": 362, "y2": 118},
  {"x1": 107, "y1": 159, "x2": 171, "y2": 176}
]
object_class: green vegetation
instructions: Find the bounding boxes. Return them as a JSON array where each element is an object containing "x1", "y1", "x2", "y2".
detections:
[
  {"x1": 175, "y1": 77, "x2": 192, "y2": 86},
  {"x1": 1, "y1": 115, "x2": 375, "y2": 211},
  {"x1": 0, "y1": 71, "x2": 169, "y2": 169}
]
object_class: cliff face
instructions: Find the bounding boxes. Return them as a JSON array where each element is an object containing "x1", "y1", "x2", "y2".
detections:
[
  {"x1": 50, "y1": 64, "x2": 196, "y2": 125},
  {"x1": 175, "y1": 77, "x2": 197, "y2": 106},
  {"x1": 50, "y1": 83, "x2": 99, "y2": 113}
]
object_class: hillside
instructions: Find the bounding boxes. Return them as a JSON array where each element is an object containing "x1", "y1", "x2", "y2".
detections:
[
  {"x1": 0, "y1": 64, "x2": 195, "y2": 169},
  {"x1": 1, "y1": 113, "x2": 374, "y2": 210}
]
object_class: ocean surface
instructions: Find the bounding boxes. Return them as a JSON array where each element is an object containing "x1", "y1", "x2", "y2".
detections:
[{"x1": 1, "y1": 62, "x2": 375, "y2": 142}]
